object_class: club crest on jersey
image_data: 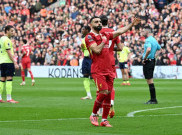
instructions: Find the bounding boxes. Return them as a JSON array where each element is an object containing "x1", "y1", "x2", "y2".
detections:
[
  {"x1": 99, "y1": 83, "x2": 102, "y2": 88},
  {"x1": 88, "y1": 35, "x2": 93, "y2": 42}
]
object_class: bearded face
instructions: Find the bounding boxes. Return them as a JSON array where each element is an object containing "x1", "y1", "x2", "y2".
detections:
[
  {"x1": 93, "y1": 25, "x2": 102, "y2": 31},
  {"x1": 91, "y1": 18, "x2": 102, "y2": 32}
]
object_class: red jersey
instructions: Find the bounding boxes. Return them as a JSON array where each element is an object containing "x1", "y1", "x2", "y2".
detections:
[
  {"x1": 85, "y1": 31, "x2": 113, "y2": 74},
  {"x1": 100, "y1": 27, "x2": 120, "y2": 66},
  {"x1": 22, "y1": 44, "x2": 31, "y2": 59}
]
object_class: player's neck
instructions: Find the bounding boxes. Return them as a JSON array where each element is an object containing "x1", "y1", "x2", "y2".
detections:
[
  {"x1": 102, "y1": 25, "x2": 108, "y2": 28},
  {"x1": 5, "y1": 34, "x2": 11, "y2": 38},
  {"x1": 148, "y1": 33, "x2": 153, "y2": 37},
  {"x1": 91, "y1": 29, "x2": 100, "y2": 35}
]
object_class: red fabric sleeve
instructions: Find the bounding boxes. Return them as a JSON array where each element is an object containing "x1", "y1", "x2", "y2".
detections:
[
  {"x1": 107, "y1": 32, "x2": 114, "y2": 40},
  {"x1": 114, "y1": 36, "x2": 120, "y2": 44},
  {"x1": 85, "y1": 35, "x2": 96, "y2": 48}
]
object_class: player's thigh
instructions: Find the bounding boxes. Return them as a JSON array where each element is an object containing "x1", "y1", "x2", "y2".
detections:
[
  {"x1": 0, "y1": 64, "x2": 6, "y2": 77},
  {"x1": 123, "y1": 62, "x2": 128, "y2": 69},
  {"x1": 27, "y1": 62, "x2": 31, "y2": 69},
  {"x1": 92, "y1": 74, "x2": 108, "y2": 91},
  {"x1": 1, "y1": 63, "x2": 15, "y2": 77},
  {"x1": 21, "y1": 61, "x2": 27, "y2": 69},
  {"x1": 119, "y1": 62, "x2": 124, "y2": 69},
  {"x1": 106, "y1": 74, "x2": 114, "y2": 92},
  {"x1": 82, "y1": 59, "x2": 91, "y2": 75}
]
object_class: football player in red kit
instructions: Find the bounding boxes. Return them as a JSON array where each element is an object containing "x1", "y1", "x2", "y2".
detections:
[
  {"x1": 20, "y1": 39, "x2": 35, "y2": 86},
  {"x1": 85, "y1": 16, "x2": 140, "y2": 127},
  {"x1": 99, "y1": 15, "x2": 123, "y2": 118}
]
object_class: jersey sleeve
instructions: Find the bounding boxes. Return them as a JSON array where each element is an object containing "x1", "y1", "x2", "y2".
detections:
[
  {"x1": 114, "y1": 36, "x2": 120, "y2": 44},
  {"x1": 85, "y1": 35, "x2": 96, "y2": 48},
  {"x1": 145, "y1": 41, "x2": 152, "y2": 48},
  {"x1": 127, "y1": 47, "x2": 130, "y2": 53},
  {"x1": 157, "y1": 43, "x2": 161, "y2": 50},
  {"x1": 4, "y1": 39, "x2": 11, "y2": 50},
  {"x1": 106, "y1": 32, "x2": 114, "y2": 40}
]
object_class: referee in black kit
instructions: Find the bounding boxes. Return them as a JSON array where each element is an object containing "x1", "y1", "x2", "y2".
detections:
[{"x1": 142, "y1": 27, "x2": 161, "y2": 104}]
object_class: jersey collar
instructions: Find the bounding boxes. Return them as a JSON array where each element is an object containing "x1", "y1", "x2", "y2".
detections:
[{"x1": 90, "y1": 30, "x2": 101, "y2": 36}]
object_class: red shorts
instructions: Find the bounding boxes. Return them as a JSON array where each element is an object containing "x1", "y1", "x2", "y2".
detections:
[
  {"x1": 22, "y1": 58, "x2": 31, "y2": 69},
  {"x1": 92, "y1": 73, "x2": 114, "y2": 92}
]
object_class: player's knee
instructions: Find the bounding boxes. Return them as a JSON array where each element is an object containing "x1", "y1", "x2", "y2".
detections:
[
  {"x1": 6, "y1": 76, "x2": 13, "y2": 80},
  {"x1": 99, "y1": 90, "x2": 109, "y2": 94},
  {"x1": 147, "y1": 79, "x2": 153, "y2": 84},
  {"x1": 1, "y1": 77, "x2": 6, "y2": 82}
]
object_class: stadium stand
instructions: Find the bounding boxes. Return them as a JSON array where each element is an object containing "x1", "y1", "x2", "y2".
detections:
[{"x1": 0, "y1": 0, "x2": 181, "y2": 66}]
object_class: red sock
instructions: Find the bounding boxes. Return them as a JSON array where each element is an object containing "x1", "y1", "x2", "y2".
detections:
[
  {"x1": 102, "y1": 93, "x2": 111, "y2": 119},
  {"x1": 21, "y1": 71, "x2": 25, "y2": 81},
  {"x1": 29, "y1": 71, "x2": 34, "y2": 80},
  {"x1": 92, "y1": 93, "x2": 107, "y2": 114},
  {"x1": 111, "y1": 88, "x2": 115, "y2": 100}
]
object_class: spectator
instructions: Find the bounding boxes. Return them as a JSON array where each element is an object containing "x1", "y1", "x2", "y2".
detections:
[
  {"x1": 4, "y1": 3, "x2": 12, "y2": 14},
  {"x1": 35, "y1": 0, "x2": 42, "y2": 12},
  {"x1": 40, "y1": 5, "x2": 47, "y2": 18},
  {"x1": 45, "y1": 50, "x2": 52, "y2": 65},
  {"x1": 176, "y1": 54, "x2": 182, "y2": 65},
  {"x1": 70, "y1": 56, "x2": 78, "y2": 66}
]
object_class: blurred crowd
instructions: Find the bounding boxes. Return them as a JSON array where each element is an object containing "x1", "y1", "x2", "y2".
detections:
[{"x1": 0, "y1": 0, "x2": 181, "y2": 66}]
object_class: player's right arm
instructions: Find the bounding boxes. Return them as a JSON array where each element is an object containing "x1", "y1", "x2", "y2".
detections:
[
  {"x1": 112, "y1": 18, "x2": 141, "y2": 38},
  {"x1": 5, "y1": 40, "x2": 19, "y2": 69},
  {"x1": 85, "y1": 35, "x2": 107, "y2": 54},
  {"x1": 6, "y1": 50, "x2": 19, "y2": 69},
  {"x1": 114, "y1": 37, "x2": 123, "y2": 51},
  {"x1": 157, "y1": 43, "x2": 161, "y2": 50}
]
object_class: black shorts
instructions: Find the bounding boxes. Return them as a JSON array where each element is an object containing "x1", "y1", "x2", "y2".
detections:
[
  {"x1": 0, "y1": 63, "x2": 15, "y2": 77},
  {"x1": 82, "y1": 57, "x2": 92, "y2": 75},
  {"x1": 143, "y1": 59, "x2": 155, "y2": 79},
  {"x1": 119, "y1": 62, "x2": 128, "y2": 69}
]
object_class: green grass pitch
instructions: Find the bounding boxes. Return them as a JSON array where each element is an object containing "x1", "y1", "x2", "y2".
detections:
[{"x1": 0, "y1": 77, "x2": 182, "y2": 135}]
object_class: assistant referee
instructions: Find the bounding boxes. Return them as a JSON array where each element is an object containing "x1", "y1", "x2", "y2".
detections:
[{"x1": 142, "y1": 27, "x2": 161, "y2": 104}]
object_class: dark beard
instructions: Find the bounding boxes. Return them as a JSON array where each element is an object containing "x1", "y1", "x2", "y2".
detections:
[{"x1": 93, "y1": 26, "x2": 102, "y2": 31}]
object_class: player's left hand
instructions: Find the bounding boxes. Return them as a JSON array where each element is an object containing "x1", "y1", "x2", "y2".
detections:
[
  {"x1": 101, "y1": 35, "x2": 107, "y2": 44},
  {"x1": 132, "y1": 18, "x2": 141, "y2": 26}
]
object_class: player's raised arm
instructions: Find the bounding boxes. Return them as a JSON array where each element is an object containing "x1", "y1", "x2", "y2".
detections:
[
  {"x1": 112, "y1": 18, "x2": 141, "y2": 39},
  {"x1": 114, "y1": 42, "x2": 123, "y2": 51}
]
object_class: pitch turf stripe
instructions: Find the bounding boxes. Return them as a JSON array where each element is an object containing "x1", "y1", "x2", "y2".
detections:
[
  {"x1": 127, "y1": 106, "x2": 182, "y2": 117},
  {"x1": 0, "y1": 118, "x2": 88, "y2": 123},
  {"x1": 0, "y1": 113, "x2": 182, "y2": 123}
]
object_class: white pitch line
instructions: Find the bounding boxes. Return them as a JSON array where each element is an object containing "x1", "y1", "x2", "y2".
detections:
[
  {"x1": 134, "y1": 113, "x2": 182, "y2": 117},
  {"x1": 0, "y1": 118, "x2": 88, "y2": 123},
  {"x1": 1, "y1": 113, "x2": 182, "y2": 123},
  {"x1": 127, "y1": 106, "x2": 182, "y2": 117}
]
